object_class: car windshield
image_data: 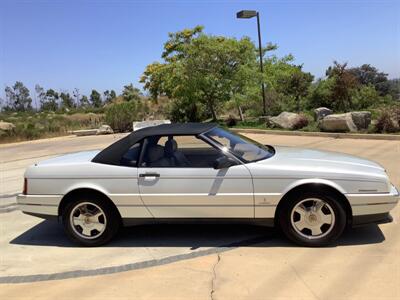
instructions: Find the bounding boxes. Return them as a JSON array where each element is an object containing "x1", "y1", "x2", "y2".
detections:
[{"x1": 203, "y1": 127, "x2": 275, "y2": 163}]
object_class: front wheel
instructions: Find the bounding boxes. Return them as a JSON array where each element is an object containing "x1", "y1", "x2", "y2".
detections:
[
  {"x1": 62, "y1": 196, "x2": 120, "y2": 246},
  {"x1": 278, "y1": 192, "x2": 347, "y2": 247}
]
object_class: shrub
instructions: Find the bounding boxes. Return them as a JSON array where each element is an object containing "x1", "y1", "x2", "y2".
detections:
[
  {"x1": 351, "y1": 85, "x2": 380, "y2": 110},
  {"x1": 374, "y1": 110, "x2": 399, "y2": 133},
  {"x1": 167, "y1": 99, "x2": 210, "y2": 122},
  {"x1": 292, "y1": 114, "x2": 309, "y2": 130},
  {"x1": 105, "y1": 101, "x2": 139, "y2": 132},
  {"x1": 225, "y1": 115, "x2": 237, "y2": 127}
]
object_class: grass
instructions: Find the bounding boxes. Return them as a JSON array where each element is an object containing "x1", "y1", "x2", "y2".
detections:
[{"x1": 0, "y1": 111, "x2": 104, "y2": 144}]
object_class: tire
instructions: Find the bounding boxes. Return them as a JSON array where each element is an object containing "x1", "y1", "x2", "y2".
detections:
[
  {"x1": 278, "y1": 192, "x2": 347, "y2": 247},
  {"x1": 62, "y1": 195, "x2": 120, "y2": 247}
]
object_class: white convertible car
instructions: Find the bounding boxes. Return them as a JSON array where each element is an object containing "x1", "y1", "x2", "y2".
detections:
[{"x1": 17, "y1": 123, "x2": 399, "y2": 246}]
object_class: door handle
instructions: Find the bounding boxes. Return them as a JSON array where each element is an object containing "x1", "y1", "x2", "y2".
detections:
[{"x1": 139, "y1": 172, "x2": 160, "y2": 178}]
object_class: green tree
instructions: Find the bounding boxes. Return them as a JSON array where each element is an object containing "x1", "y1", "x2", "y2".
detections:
[
  {"x1": 73, "y1": 88, "x2": 81, "y2": 107},
  {"x1": 4, "y1": 81, "x2": 32, "y2": 111},
  {"x1": 325, "y1": 61, "x2": 358, "y2": 111},
  {"x1": 141, "y1": 26, "x2": 259, "y2": 121},
  {"x1": 348, "y1": 64, "x2": 389, "y2": 95},
  {"x1": 350, "y1": 85, "x2": 381, "y2": 110},
  {"x1": 387, "y1": 79, "x2": 400, "y2": 100},
  {"x1": 41, "y1": 89, "x2": 59, "y2": 111},
  {"x1": 277, "y1": 66, "x2": 314, "y2": 112},
  {"x1": 307, "y1": 78, "x2": 335, "y2": 109},
  {"x1": 35, "y1": 84, "x2": 46, "y2": 111},
  {"x1": 103, "y1": 90, "x2": 117, "y2": 103},
  {"x1": 60, "y1": 92, "x2": 74, "y2": 109},
  {"x1": 105, "y1": 101, "x2": 148, "y2": 132},
  {"x1": 80, "y1": 95, "x2": 90, "y2": 108},
  {"x1": 90, "y1": 89, "x2": 102, "y2": 107},
  {"x1": 122, "y1": 84, "x2": 141, "y2": 101}
]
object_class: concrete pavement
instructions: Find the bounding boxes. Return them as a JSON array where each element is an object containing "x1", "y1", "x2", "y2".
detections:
[{"x1": 0, "y1": 133, "x2": 399, "y2": 299}]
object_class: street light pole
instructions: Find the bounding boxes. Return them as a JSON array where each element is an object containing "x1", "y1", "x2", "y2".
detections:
[
  {"x1": 237, "y1": 10, "x2": 267, "y2": 116},
  {"x1": 256, "y1": 12, "x2": 266, "y2": 116}
]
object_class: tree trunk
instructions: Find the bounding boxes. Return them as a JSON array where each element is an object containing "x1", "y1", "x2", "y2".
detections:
[
  {"x1": 237, "y1": 105, "x2": 244, "y2": 121},
  {"x1": 210, "y1": 104, "x2": 217, "y2": 121}
]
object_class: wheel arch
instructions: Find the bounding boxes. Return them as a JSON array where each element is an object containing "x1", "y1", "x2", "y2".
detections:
[
  {"x1": 58, "y1": 187, "x2": 122, "y2": 221},
  {"x1": 274, "y1": 182, "x2": 353, "y2": 226}
]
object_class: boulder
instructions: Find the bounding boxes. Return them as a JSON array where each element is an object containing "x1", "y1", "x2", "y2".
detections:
[
  {"x1": 96, "y1": 124, "x2": 114, "y2": 135},
  {"x1": 319, "y1": 113, "x2": 357, "y2": 132},
  {"x1": 267, "y1": 112, "x2": 308, "y2": 130},
  {"x1": 314, "y1": 107, "x2": 333, "y2": 121},
  {"x1": 351, "y1": 111, "x2": 371, "y2": 130},
  {"x1": 0, "y1": 121, "x2": 15, "y2": 131},
  {"x1": 318, "y1": 111, "x2": 371, "y2": 132}
]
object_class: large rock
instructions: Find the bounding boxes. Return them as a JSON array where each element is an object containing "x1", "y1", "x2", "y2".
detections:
[
  {"x1": 319, "y1": 113, "x2": 357, "y2": 132},
  {"x1": 0, "y1": 121, "x2": 15, "y2": 131},
  {"x1": 96, "y1": 124, "x2": 114, "y2": 135},
  {"x1": 267, "y1": 112, "x2": 308, "y2": 130},
  {"x1": 314, "y1": 107, "x2": 333, "y2": 121},
  {"x1": 351, "y1": 111, "x2": 371, "y2": 130},
  {"x1": 318, "y1": 111, "x2": 371, "y2": 132}
]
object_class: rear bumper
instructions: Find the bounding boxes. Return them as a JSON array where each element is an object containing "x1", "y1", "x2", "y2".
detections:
[
  {"x1": 17, "y1": 194, "x2": 62, "y2": 217},
  {"x1": 346, "y1": 184, "x2": 399, "y2": 225}
]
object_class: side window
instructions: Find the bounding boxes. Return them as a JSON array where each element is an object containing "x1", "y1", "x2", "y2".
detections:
[
  {"x1": 120, "y1": 143, "x2": 141, "y2": 167},
  {"x1": 140, "y1": 135, "x2": 224, "y2": 168}
]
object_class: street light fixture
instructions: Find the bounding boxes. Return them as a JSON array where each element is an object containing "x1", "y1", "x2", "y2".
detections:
[{"x1": 236, "y1": 10, "x2": 267, "y2": 116}]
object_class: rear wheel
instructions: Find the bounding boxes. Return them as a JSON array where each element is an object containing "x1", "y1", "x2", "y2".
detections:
[
  {"x1": 62, "y1": 195, "x2": 120, "y2": 246},
  {"x1": 278, "y1": 192, "x2": 346, "y2": 247}
]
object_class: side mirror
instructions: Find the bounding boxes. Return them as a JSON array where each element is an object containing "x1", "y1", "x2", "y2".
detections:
[{"x1": 213, "y1": 156, "x2": 237, "y2": 169}]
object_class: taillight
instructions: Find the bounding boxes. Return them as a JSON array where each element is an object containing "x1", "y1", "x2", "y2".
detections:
[{"x1": 23, "y1": 178, "x2": 28, "y2": 195}]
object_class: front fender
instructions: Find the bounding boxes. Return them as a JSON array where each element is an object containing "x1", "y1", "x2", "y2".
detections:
[{"x1": 280, "y1": 178, "x2": 347, "y2": 196}]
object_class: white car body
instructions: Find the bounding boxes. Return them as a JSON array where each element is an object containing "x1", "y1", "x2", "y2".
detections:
[{"x1": 18, "y1": 125, "x2": 399, "y2": 228}]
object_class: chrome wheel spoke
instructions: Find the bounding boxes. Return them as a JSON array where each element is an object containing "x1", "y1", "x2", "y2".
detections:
[
  {"x1": 294, "y1": 219, "x2": 307, "y2": 231},
  {"x1": 311, "y1": 226, "x2": 323, "y2": 236},
  {"x1": 73, "y1": 216, "x2": 84, "y2": 227},
  {"x1": 294, "y1": 204, "x2": 307, "y2": 217},
  {"x1": 320, "y1": 213, "x2": 332, "y2": 225},
  {"x1": 81, "y1": 227, "x2": 92, "y2": 236},
  {"x1": 314, "y1": 200, "x2": 325, "y2": 212},
  {"x1": 93, "y1": 211, "x2": 104, "y2": 222},
  {"x1": 92, "y1": 222, "x2": 105, "y2": 232}
]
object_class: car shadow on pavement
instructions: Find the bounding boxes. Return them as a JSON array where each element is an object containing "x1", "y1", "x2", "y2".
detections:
[{"x1": 10, "y1": 220, "x2": 385, "y2": 248}]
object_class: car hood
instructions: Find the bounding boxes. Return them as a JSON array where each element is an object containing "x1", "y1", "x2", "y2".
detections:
[
  {"x1": 36, "y1": 150, "x2": 101, "y2": 166},
  {"x1": 252, "y1": 146, "x2": 386, "y2": 179},
  {"x1": 271, "y1": 146, "x2": 384, "y2": 170}
]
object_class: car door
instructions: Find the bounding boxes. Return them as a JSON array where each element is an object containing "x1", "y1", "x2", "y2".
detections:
[{"x1": 137, "y1": 135, "x2": 254, "y2": 218}]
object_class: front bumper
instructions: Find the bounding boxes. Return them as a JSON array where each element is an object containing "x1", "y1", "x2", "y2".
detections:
[
  {"x1": 346, "y1": 184, "x2": 399, "y2": 225},
  {"x1": 17, "y1": 194, "x2": 62, "y2": 217}
]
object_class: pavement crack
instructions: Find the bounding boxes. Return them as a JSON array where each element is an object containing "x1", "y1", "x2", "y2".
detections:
[
  {"x1": 289, "y1": 264, "x2": 320, "y2": 300},
  {"x1": 210, "y1": 253, "x2": 221, "y2": 300}
]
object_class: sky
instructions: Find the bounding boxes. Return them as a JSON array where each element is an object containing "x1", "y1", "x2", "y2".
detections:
[{"x1": 1, "y1": 0, "x2": 399, "y2": 98}]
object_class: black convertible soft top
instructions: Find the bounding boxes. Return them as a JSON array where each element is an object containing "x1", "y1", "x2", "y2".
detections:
[{"x1": 92, "y1": 122, "x2": 217, "y2": 165}]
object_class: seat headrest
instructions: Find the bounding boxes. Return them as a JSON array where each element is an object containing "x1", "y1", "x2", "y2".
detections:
[
  {"x1": 165, "y1": 139, "x2": 177, "y2": 157},
  {"x1": 146, "y1": 145, "x2": 164, "y2": 162}
]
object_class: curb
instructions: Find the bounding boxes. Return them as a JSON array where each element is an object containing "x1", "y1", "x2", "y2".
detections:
[
  {"x1": 0, "y1": 204, "x2": 18, "y2": 213},
  {"x1": 231, "y1": 128, "x2": 400, "y2": 141}
]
